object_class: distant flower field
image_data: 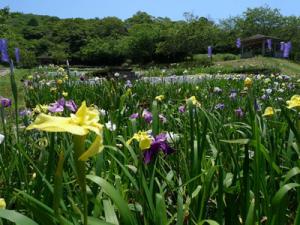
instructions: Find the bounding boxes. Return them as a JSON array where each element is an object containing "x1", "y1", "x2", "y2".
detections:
[{"x1": 1, "y1": 65, "x2": 300, "y2": 225}]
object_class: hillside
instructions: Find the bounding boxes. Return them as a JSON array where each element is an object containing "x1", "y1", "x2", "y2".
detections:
[{"x1": 215, "y1": 56, "x2": 300, "y2": 76}]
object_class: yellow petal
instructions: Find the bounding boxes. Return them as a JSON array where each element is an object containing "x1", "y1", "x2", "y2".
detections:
[
  {"x1": 126, "y1": 137, "x2": 134, "y2": 146},
  {"x1": 72, "y1": 101, "x2": 100, "y2": 125},
  {"x1": 155, "y1": 95, "x2": 165, "y2": 101},
  {"x1": 79, "y1": 136, "x2": 104, "y2": 161},
  {"x1": 27, "y1": 113, "x2": 88, "y2": 136},
  {"x1": 126, "y1": 131, "x2": 152, "y2": 150},
  {"x1": 139, "y1": 137, "x2": 151, "y2": 150},
  {"x1": 262, "y1": 107, "x2": 274, "y2": 117},
  {"x1": 287, "y1": 95, "x2": 300, "y2": 109},
  {"x1": 84, "y1": 123, "x2": 103, "y2": 136},
  {"x1": 0, "y1": 198, "x2": 6, "y2": 209}
]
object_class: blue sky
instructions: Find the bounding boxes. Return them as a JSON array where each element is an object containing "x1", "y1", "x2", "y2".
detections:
[{"x1": 0, "y1": 0, "x2": 299, "y2": 21}]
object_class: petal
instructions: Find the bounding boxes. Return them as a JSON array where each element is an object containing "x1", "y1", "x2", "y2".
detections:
[
  {"x1": 27, "y1": 113, "x2": 88, "y2": 136},
  {"x1": 143, "y1": 149, "x2": 153, "y2": 164},
  {"x1": 79, "y1": 135, "x2": 104, "y2": 161},
  {"x1": 84, "y1": 123, "x2": 103, "y2": 136},
  {"x1": 139, "y1": 138, "x2": 151, "y2": 150},
  {"x1": 126, "y1": 137, "x2": 135, "y2": 146}
]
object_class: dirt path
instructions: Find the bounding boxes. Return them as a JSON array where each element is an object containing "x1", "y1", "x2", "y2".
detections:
[{"x1": 0, "y1": 68, "x2": 9, "y2": 77}]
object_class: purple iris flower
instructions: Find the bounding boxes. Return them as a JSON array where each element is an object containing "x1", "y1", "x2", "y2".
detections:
[
  {"x1": 235, "y1": 108, "x2": 244, "y2": 118},
  {"x1": 0, "y1": 96, "x2": 12, "y2": 108},
  {"x1": 48, "y1": 98, "x2": 77, "y2": 113},
  {"x1": 213, "y1": 87, "x2": 222, "y2": 94},
  {"x1": 288, "y1": 83, "x2": 295, "y2": 90},
  {"x1": 282, "y1": 75, "x2": 290, "y2": 81},
  {"x1": 254, "y1": 99, "x2": 261, "y2": 112},
  {"x1": 80, "y1": 75, "x2": 85, "y2": 81},
  {"x1": 19, "y1": 109, "x2": 32, "y2": 116},
  {"x1": 142, "y1": 109, "x2": 153, "y2": 123},
  {"x1": 130, "y1": 113, "x2": 139, "y2": 119},
  {"x1": 208, "y1": 46, "x2": 212, "y2": 58},
  {"x1": 124, "y1": 80, "x2": 132, "y2": 88},
  {"x1": 48, "y1": 98, "x2": 65, "y2": 113},
  {"x1": 229, "y1": 90, "x2": 237, "y2": 100},
  {"x1": 215, "y1": 103, "x2": 225, "y2": 110},
  {"x1": 143, "y1": 133, "x2": 174, "y2": 164},
  {"x1": 15, "y1": 48, "x2": 20, "y2": 63},
  {"x1": 261, "y1": 94, "x2": 269, "y2": 100},
  {"x1": 0, "y1": 39, "x2": 9, "y2": 63},
  {"x1": 159, "y1": 114, "x2": 167, "y2": 123},
  {"x1": 65, "y1": 100, "x2": 77, "y2": 112},
  {"x1": 178, "y1": 105, "x2": 185, "y2": 113},
  {"x1": 267, "y1": 39, "x2": 272, "y2": 50},
  {"x1": 236, "y1": 38, "x2": 241, "y2": 48}
]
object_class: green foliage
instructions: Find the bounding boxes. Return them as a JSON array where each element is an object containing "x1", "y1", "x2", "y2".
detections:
[{"x1": 2, "y1": 6, "x2": 299, "y2": 67}]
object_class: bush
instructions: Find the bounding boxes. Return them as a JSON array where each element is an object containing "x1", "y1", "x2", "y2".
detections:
[{"x1": 219, "y1": 53, "x2": 238, "y2": 61}]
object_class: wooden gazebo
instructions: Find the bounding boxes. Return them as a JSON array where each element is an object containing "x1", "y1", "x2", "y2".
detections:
[
  {"x1": 241, "y1": 34, "x2": 283, "y2": 58},
  {"x1": 37, "y1": 54, "x2": 54, "y2": 64}
]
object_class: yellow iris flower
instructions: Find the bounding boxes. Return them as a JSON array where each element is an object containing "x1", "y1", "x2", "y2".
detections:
[
  {"x1": 126, "y1": 131, "x2": 152, "y2": 150},
  {"x1": 33, "y1": 104, "x2": 49, "y2": 114},
  {"x1": 155, "y1": 95, "x2": 165, "y2": 102},
  {"x1": 0, "y1": 198, "x2": 6, "y2": 209},
  {"x1": 287, "y1": 95, "x2": 300, "y2": 109},
  {"x1": 57, "y1": 79, "x2": 63, "y2": 85},
  {"x1": 244, "y1": 77, "x2": 253, "y2": 87},
  {"x1": 62, "y1": 91, "x2": 68, "y2": 97},
  {"x1": 187, "y1": 96, "x2": 201, "y2": 107},
  {"x1": 262, "y1": 107, "x2": 275, "y2": 117},
  {"x1": 27, "y1": 101, "x2": 104, "y2": 161}
]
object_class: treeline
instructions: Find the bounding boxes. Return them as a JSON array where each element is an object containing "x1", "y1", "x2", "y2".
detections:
[{"x1": 1, "y1": 6, "x2": 300, "y2": 67}]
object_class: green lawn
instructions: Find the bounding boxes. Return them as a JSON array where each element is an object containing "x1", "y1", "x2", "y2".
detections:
[{"x1": 0, "y1": 68, "x2": 30, "y2": 107}]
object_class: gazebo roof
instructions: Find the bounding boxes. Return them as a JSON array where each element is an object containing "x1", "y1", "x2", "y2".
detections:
[
  {"x1": 242, "y1": 34, "x2": 281, "y2": 43},
  {"x1": 37, "y1": 54, "x2": 54, "y2": 60}
]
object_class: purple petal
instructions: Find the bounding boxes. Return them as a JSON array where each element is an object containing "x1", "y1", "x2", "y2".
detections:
[
  {"x1": 129, "y1": 113, "x2": 139, "y2": 119},
  {"x1": 0, "y1": 96, "x2": 12, "y2": 108},
  {"x1": 48, "y1": 102, "x2": 64, "y2": 113},
  {"x1": 143, "y1": 109, "x2": 153, "y2": 123},
  {"x1": 160, "y1": 142, "x2": 174, "y2": 155},
  {"x1": 178, "y1": 105, "x2": 185, "y2": 113},
  {"x1": 159, "y1": 114, "x2": 167, "y2": 123},
  {"x1": 143, "y1": 149, "x2": 156, "y2": 164},
  {"x1": 65, "y1": 100, "x2": 77, "y2": 112}
]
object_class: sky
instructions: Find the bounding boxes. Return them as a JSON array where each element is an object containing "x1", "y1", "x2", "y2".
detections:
[{"x1": 0, "y1": 0, "x2": 299, "y2": 21}]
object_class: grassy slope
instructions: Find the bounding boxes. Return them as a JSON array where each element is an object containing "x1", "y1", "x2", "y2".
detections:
[{"x1": 216, "y1": 56, "x2": 300, "y2": 77}]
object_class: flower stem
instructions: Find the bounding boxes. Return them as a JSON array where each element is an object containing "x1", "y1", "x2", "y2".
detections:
[
  {"x1": 9, "y1": 60, "x2": 19, "y2": 142},
  {"x1": 73, "y1": 135, "x2": 88, "y2": 225}
]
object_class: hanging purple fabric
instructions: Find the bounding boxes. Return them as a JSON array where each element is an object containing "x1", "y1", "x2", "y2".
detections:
[
  {"x1": 267, "y1": 39, "x2": 272, "y2": 50},
  {"x1": 208, "y1": 46, "x2": 212, "y2": 58},
  {"x1": 287, "y1": 41, "x2": 292, "y2": 51},
  {"x1": 236, "y1": 38, "x2": 241, "y2": 48},
  {"x1": 0, "y1": 39, "x2": 9, "y2": 63},
  {"x1": 280, "y1": 42, "x2": 285, "y2": 51},
  {"x1": 15, "y1": 48, "x2": 20, "y2": 63},
  {"x1": 283, "y1": 42, "x2": 290, "y2": 58}
]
